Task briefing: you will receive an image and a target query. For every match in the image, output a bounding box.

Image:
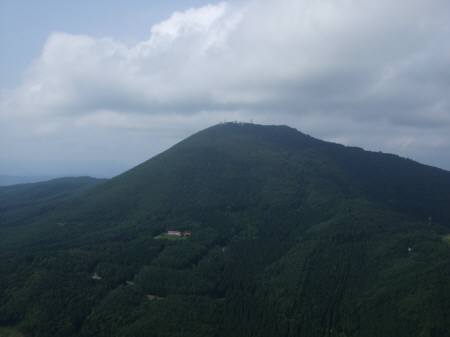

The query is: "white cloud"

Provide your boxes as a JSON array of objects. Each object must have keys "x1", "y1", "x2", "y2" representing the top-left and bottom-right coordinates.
[{"x1": 1, "y1": 0, "x2": 450, "y2": 175}]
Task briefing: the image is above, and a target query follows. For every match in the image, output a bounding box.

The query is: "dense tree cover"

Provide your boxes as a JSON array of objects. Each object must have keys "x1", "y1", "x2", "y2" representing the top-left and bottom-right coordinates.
[
  {"x1": 0, "y1": 123, "x2": 450, "y2": 337},
  {"x1": 0, "y1": 177, "x2": 106, "y2": 248}
]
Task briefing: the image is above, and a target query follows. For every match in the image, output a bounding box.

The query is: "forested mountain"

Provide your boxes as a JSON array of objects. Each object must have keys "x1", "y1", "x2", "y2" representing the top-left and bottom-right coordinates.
[
  {"x1": 1, "y1": 123, "x2": 449, "y2": 337},
  {"x1": 0, "y1": 176, "x2": 105, "y2": 215},
  {"x1": 0, "y1": 177, "x2": 106, "y2": 250}
]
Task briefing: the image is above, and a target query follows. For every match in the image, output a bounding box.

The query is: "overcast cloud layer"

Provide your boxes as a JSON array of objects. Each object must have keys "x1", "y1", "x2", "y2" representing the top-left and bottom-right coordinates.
[{"x1": 1, "y1": 0, "x2": 450, "y2": 176}]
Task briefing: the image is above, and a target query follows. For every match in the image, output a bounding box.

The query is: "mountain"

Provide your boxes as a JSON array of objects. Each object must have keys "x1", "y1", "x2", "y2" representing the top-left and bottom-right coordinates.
[
  {"x1": 0, "y1": 177, "x2": 106, "y2": 226},
  {"x1": 0, "y1": 175, "x2": 54, "y2": 187},
  {"x1": 0, "y1": 123, "x2": 449, "y2": 337}
]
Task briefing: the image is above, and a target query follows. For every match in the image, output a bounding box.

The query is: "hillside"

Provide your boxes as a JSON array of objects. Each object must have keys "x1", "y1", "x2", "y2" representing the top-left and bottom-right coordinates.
[
  {"x1": 0, "y1": 177, "x2": 106, "y2": 247},
  {"x1": 0, "y1": 175, "x2": 54, "y2": 187},
  {"x1": 0, "y1": 177, "x2": 105, "y2": 213},
  {"x1": 0, "y1": 123, "x2": 449, "y2": 337}
]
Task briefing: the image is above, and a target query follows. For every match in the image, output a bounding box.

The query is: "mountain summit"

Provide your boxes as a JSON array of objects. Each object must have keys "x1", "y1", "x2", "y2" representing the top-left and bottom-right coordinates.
[
  {"x1": 1, "y1": 123, "x2": 450, "y2": 337},
  {"x1": 51, "y1": 122, "x2": 450, "y2": 229}
]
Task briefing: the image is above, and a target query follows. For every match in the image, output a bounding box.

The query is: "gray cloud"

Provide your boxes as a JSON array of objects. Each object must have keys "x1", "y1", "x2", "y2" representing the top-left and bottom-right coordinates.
[{"x1": 1, "y1": 0, "x2": 450, "y2": 176}]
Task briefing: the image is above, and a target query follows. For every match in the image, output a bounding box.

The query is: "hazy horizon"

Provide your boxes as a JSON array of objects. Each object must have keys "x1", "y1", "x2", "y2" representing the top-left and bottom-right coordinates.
[{"x1": 2, "y1": 122, "x2": 450, "y2": 180}]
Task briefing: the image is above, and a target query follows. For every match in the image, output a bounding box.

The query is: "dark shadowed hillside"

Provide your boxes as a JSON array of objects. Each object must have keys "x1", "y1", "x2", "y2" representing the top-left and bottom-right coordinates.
[
  {"x1": 0, "y1": 177, "x2": 106, "y2": 229},
  {"x1": 0, "y1": 123, "x2": 449, "y2": 337}
]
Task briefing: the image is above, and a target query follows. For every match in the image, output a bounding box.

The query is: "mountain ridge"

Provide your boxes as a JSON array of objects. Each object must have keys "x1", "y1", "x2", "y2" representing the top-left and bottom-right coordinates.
[
  {"x1": 0, "y1": 123, "x2": 449, "y2": 337},
  {"x1": 62, "y1": 122, "x2": 450, "y2": 228}
]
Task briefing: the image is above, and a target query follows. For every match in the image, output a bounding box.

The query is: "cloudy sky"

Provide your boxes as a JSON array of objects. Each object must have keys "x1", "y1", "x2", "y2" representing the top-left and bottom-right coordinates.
[{"x1": 1, "y1": 0, "x2": 449, "y2": 177}]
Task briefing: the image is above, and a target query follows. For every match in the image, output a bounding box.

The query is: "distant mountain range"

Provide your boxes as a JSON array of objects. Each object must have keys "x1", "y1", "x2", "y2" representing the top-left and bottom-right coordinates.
[
  {"x1": 0, "y1": 174, "x2": 55, "y2": 186},
  {"x1": 0, "y1": 123, "x2": 449, "y2": 337}
]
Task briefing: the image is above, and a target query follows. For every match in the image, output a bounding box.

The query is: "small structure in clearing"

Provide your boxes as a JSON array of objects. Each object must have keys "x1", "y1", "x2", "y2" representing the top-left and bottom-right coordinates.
[
  {"x1": 155, "y1": 230, "x2": 192, "y2": 240},
  {"x1": 146, "y1": 294, "x2": 163, "y2": 301},
  {"x1": 92, "y1": 273, "x2": 102, "y2": 280},
  {"x1": 167, "y1": 230, "x2": 182, "y2": 237},
  {"x1": 167, "y1": 230, "x2": 192, "y2": 237}
]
